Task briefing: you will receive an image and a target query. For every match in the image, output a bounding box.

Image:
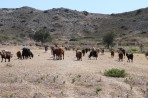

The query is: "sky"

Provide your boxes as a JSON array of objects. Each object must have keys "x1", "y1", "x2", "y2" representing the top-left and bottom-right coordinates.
[{"x1": 0, "y1": 0, "x2": 148, "y2": 14}]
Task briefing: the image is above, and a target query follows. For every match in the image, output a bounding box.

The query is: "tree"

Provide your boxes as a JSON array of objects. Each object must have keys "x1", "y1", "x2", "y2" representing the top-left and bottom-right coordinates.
[
  {"x1": 102, "y1": 32, "x2": 115, "y2": 49},
  {"x1": 34, "y1": 29, "x2": 52, "y2": 44}
]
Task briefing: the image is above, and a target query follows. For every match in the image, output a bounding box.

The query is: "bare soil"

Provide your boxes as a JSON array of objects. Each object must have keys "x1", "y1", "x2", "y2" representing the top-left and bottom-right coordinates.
[{"x1": 0, "y1": 45, "x2": 148, "y2": 98}]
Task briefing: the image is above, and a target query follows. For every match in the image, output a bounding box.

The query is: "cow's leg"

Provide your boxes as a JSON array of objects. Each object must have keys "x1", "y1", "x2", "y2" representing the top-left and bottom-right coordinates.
[
  {"x1": 1, "y1": 58, "x2": 3, "y2": 62},
  {"x1": 56, "y1": 54, "x2": 58, "y2": 60},
  {"x1": 53, "y1": 55, "x2": 54, "y2": 60},
  {"x1": 60, "y1": 55, "x2": 62, "y2": 60},
  {"x1": 63, "y1": 53, "x2": 64, "y2": 60},
  {"x1": 8, "y1": 58, "x2": 10, "y2": 62},
  {"x1": 5, "y1": 58, "x2": 6, "y2": 62},
  {"x1": 131, "y1": 59, "x2": 133, "y2": 62},
  {"x1": 56, "y1": 55, "x2": 58, "y2": 60}
]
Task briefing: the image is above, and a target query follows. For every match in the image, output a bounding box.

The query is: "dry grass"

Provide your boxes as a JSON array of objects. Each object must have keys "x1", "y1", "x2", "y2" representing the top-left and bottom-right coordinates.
[{"x1": 0, "y1": 45, "x2": 148, "y2": 98}]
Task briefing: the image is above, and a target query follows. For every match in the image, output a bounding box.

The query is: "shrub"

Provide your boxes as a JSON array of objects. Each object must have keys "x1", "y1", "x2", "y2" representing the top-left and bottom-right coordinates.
[
  {"x1": 96, "y1": 87, "x2": 102, "y2": 94},
  {"x1": 127, "y1": 48, "x2": 139, "y2": 53},
  {"x1": 102, "y1": 32, "x2": 115, "y2": 49},
  {"x1": 69, "y1": 38, "x2": 78, "y2": 41},
  {"x1": 136, "y1": 9, "x2": 142, "y2": 15},
  {"x1": 104, "y1": 68, "x2": 127, "y2": 78},
  {"x1": 34, "y1": 28, "x2": 52, "y2": 43},
  {"x1": 43, "y1": 10, "x2": 48, "y2": 13},
  {"x1": 83, "y1": 11, "x2": 89, "y2": 16}
]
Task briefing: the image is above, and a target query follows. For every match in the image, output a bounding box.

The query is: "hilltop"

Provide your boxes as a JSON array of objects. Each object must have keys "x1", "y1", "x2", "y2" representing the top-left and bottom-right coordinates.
[{"x1": 0, "y1": 6, "x2": 148, "y2": 46}]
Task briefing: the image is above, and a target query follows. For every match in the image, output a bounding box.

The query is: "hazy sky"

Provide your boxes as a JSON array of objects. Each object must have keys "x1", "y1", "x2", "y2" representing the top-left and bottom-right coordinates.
[{"x1": 1, "y1": 0, "x2": 148, "y2": 14}]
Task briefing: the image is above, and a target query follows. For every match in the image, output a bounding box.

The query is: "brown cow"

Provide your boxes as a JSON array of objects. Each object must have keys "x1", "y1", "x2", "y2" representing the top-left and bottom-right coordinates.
[
  {"x1": 51, "y1": 47, "x2": 64, "y2": 60},
  {"x1": 0, "y1": 50, "x2": 12, "y2": 62},
  {"x1": 111, "y1": 49, "x2": 115, "y2": 58},
  {"x1": 16, "y1": 51, "x2": 22, "y2": 59},
  {"x1": 76, "y1": 50, "x2": 82, "y2": 61},
  {"x1": 118, "y1": 51, "x2": 123, "y2": 62},
  {"x1": 118, "y1": 48, "x2": 126, "y2": 58}
]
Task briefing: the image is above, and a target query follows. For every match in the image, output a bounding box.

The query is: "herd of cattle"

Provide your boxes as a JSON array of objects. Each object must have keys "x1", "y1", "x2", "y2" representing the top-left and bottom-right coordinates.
[
  {"x1": 0, "y1": 48, "x2": 33, "y2": 62},
  {"x1": 0, "y1": 46, "x2": 148, "y2": 62}
]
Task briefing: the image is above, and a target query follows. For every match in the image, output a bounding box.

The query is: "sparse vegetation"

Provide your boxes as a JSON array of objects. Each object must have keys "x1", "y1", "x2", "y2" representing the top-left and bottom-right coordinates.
[
  {"x1": 0, "y1": 7, "x2": 148, "y2": 98},
  {"x1": 104, "y1": 68, "x2": 127, "y2": 78},
  {"x1": 96, "y1": 87, "x2": 102, "y2": 94},
  {"x1": 0, "y1": 7, "x2": 147, "y2": 46},
  {"x1": 69, "y1": 38, "x2": 78, "y2": 41},
  {"x1": 127, "y1": 48, "x2": 139, "y2": 53}
]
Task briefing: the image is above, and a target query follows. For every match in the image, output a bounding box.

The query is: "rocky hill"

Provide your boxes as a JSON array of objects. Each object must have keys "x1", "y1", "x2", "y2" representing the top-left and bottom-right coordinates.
[{"x1": 0, "y1": 6, "x2": 148, "y2": 46}]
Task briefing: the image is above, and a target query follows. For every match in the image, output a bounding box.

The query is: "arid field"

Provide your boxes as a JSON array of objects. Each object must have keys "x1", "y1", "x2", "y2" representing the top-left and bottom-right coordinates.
[{"x1": 0, "y1": 45, "x2": 148, "y2": 98}]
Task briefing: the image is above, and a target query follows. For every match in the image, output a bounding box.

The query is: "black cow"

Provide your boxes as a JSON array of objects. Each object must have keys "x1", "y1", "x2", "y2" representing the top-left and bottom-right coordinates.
[
  {"x1": 126, "y1": 53, "x2": 133, "y2": 62},
  {"x1": 22, "y1": 48, "x2": 33, "y2": 59},
  {"x1": 89, "y1": 50, "x2": 98, "y2": 60},
  {"x1": 145, "y1": 52, "x2": 148, "y2": 59},
  {"x1": 82, "y1": 49, "x2": 85, "y2": 56}
]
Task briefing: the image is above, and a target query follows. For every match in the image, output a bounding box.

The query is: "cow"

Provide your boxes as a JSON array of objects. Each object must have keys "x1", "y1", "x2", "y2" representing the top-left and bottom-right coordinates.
[
  {"x1": 85, "y1": 48, "x2": 88, "y2": 53},
  {"x1": 118, "y1": 48, "x2": 126, "y2": 57},
  {"x1": 16, "y1": 51, "x2": 22, "y2": 59},
  {"x1": 101, "y1": 48, "x2": 104, "y2": 55},
  {"x1": 82, "y1": 49, "x2": 85, "y2": 56},
  {"x1": 22, "y1": 48, "x2": 33, "y2": 59},
  {"x1": 126, "y1": 53, "x2": 133, "y2": 62},
  {"x1": 85, "y1": 48, "x2": 91, "y2": 53},
  {"x1": 57, "y1": 47, "x2": 64, "y2": 60},
  {"x1": 111, "y1": 49, "x2": 115, "y2": 58},
  {"x1": 118, "y1": 50, "x2": 123, "y2": 62},
  {"x1": 44, "y1": 45, "x2": 48, "y2": 52},
  {"x1": 145, "y1": 51, "x2": 148, "y2": 59},
  {"x1": 76, "y1": 50, "x2": 82, "y2": 61},
  {"x1": 0, "y1": 50, "x2": 12, "y2": 62},
  {"x1": 51, "y1": 46, "x2": 64, "y2": 60},
  {"x1": 89, "y1": 49, "x2": 98, "y2": 60}
]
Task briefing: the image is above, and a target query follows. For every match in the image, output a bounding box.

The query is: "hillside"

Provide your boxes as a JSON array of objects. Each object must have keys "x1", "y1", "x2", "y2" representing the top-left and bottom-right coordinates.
[{"x1": 0, "y1": 6, "x2": 148, "y2": 46}]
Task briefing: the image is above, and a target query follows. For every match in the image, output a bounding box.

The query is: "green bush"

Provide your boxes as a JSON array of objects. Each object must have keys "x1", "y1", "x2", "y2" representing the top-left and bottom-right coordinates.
[
  {"x1": 104, "y1": 68, "x2": 127, "y2": 78},
  {"x1": 128, "y1": 48, "x2": 139, "y2": 53},
  {"x1": 34, "y1": 29, "x2": 52, "y2": 43},
  {"x1": 69, "y1": 38, "x2": 78, "y2": 41},
  {"x1": 96, "y1": 87, "x2": 102, "y2": 94}
]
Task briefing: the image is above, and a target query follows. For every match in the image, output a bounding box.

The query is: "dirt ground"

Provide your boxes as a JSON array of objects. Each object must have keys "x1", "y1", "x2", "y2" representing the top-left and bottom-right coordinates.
[{"x1": 0, "y1": 45, "x2": 148, "y2": 98}]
